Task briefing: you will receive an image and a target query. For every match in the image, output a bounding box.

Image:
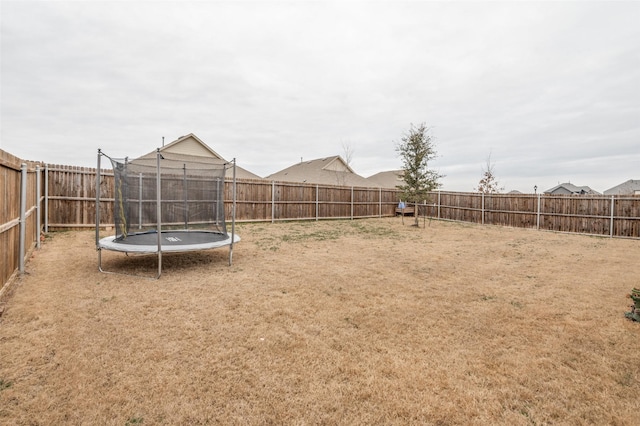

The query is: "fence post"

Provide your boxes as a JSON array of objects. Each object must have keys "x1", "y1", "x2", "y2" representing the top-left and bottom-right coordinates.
[
  {"x1": 44, "y1": 164, "x2": 49, "y2": 233},
  {"x1": 36, "y1": 165, "x2": 41, "y2": 249},
  {"x1": 610, "y1": 196, "x2": 615, "y2": 237},
  {"x1": 271, "y1": 181, "x2": 275, "y2": 223},
  {"x1": 437, "y1": 191, "x2": 441, "y2": 219},
  {"x1": 316, "y1": 184, "x2": 319, "y2": 221},
  {"x1": 481, "y1": 192, "x2": 485, "y2": 225},
  {"x1": 379, "y1": 187, "x2": 382, "y2": 218},
  {"x1": 351, "y1": 186, "x2": 354, "y2": 220},
  {"x1": 536, "y1": 193, "x2": 541, "y2": 230},
  {"x1": 19, "y1": 163, "x2": 27, "y2": 273}
]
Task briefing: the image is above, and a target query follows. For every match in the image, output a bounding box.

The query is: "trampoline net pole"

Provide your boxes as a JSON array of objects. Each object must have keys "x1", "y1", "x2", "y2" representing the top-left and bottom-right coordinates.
[
  {"x1": 230, "y1": 158, "x2": 236, "y2": 266},
  {"x1": 96, "y1": 149, "x2": 101, "y2": 249},
  {"x1": 156, "y1": 148, "x2": 162, "y2": 278},
  {"x1": 138, "y1": 173, "x2": 143, "y2": 229},
  {"x1": 183, "y1": 163, "x2": 188, "y2": 229}
]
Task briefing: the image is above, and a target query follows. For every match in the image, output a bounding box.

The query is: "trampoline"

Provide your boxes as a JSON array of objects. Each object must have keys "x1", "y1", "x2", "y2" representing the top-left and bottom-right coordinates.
[{"x1": 95, "y1": 148, "x2": 239, "y2": 278}]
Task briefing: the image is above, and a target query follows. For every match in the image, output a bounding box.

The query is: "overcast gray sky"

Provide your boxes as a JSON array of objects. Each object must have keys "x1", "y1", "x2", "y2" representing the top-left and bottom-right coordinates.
[{"x1": 1, "y1": 0, "x2": 638, "y2": 192}]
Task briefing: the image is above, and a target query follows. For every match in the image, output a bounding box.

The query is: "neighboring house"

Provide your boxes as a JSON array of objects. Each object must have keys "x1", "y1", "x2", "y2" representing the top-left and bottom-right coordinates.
[
  {"x1": 544, "y1": 183, "x2": 600, "y2": 195},
  {"x1": 603, "y1": 179, "x2": 640, "y2": 196},
  {"x1": 135, "y1": 133, "x2": 262, "y2": 180},
  {"x1": 265, "y1": 156, "x2": 372, "y2": 187},
  {"x1": 366, "y1": 170, "x2": 404, "y2": 189}
]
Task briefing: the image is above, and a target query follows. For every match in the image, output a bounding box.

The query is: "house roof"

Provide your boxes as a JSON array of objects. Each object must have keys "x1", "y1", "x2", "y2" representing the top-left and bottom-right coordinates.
[
  {"x1": 544, "y1": 182, "x2": 600, "y2": 195},
  {"x1": 136, "y1": 133, "x2": 262, "y2": 180},
  {"x1": 366, "y1": 170, "x2": 404, "y2": 189},
  {"x1": 603, "y1": 179, "x2": 640, "y2": 196},
  {"x1": 161, "y1": 133, "x2": 225, "y2": 159},
  {"x1": 265, "y1": 156, "x2": 372, "y2": 187}
]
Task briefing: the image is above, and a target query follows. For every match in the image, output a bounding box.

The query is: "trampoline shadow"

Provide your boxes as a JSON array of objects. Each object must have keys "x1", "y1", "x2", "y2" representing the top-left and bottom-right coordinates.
[{"x1": 98, "y1": 249, "x2": 232, "y2": 277}]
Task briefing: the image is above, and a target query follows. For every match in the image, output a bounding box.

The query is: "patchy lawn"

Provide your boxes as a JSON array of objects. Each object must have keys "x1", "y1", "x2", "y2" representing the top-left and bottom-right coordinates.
[{"x1": 1, "y1": 218, "x2": 639, "y2": 425}]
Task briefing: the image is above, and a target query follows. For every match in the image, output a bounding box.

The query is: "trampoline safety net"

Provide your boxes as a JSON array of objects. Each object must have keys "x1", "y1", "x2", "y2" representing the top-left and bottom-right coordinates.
[{"x1": 107, "y1": 151, "x2": 228, "y2": 241}]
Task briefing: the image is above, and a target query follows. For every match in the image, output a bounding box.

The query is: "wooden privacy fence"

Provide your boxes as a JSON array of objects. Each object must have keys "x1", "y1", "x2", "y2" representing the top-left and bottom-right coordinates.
[
  {"x1": 0, "y1": 150, "x2": 46, "y2": 295},
  {"x1": 416, "y1": 191, "x2": 640, "y2": 238},
  {"x1": 42, "y1": 166, "x2": 640, "y2": 238},
  {"x1": 4, "y1": 155, "x2": 640, "y2": 293},
  {"x1": 47, "y1": 165, "x2": 401, "y2": 229}
]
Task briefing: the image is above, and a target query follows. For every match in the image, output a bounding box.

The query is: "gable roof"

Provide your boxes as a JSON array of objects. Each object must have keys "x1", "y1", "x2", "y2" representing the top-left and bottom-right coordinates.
[
  {"x1": 603, "y1": 179, "x2": 640, "y2": 196},
  {"x1": 544, "y1": 182, "x2": 600, "y2": 195},
  {"x1": 366, "y1": 170, "x2": 404, "y2": 189},
  {"x1": 164, "y1": 133, "x2": 225, "y2": 158},
  {"x1": 265, "y1": 156, "x2": 372, "y2": 187},
  {"x1": 136, "y1": 133, "x2": 262, "y2": 180}
]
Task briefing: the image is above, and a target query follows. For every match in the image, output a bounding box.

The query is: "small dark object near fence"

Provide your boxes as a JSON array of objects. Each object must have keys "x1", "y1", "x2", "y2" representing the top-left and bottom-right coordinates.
[
  {"x1": 395, "y1": 203, "x2": 415, "y2": 216},
  {"x1": 625, "y1": 288, "x2": 640, "y2": 322}
]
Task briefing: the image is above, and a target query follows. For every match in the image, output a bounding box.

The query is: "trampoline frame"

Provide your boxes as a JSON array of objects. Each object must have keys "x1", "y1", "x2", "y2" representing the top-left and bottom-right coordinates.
[{"x1": 95, "y1": 148, "x2": 238, "y2": 279}]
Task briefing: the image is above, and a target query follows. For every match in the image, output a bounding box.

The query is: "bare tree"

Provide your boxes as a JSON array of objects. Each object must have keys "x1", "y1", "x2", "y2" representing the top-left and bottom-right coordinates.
[
  {"x1": 331, "y1": 142, "x2": 355, "y2": 186},
  {"x1": 475, "y1": 152, "x2": 504, "y2": 193},
  {"x1": 342, "y1": 142, "x2": 354, "y2": 168}
]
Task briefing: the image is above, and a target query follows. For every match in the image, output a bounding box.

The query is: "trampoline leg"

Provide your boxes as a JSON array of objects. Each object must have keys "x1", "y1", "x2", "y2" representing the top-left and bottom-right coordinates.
[{"x1": 97, "y1": 247, "x2": 162, "y2": 280}]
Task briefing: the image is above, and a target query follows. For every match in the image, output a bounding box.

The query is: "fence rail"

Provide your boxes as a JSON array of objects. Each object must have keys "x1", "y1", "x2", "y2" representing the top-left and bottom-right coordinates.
[
  {"x1": 46, "y1": 165, "x2": 400, "y2": 229},
  {"x1": 3, "y1": 151, "x2": 640, "y2": 294},
  {"x1": 416, "y1": 191, "x2": 640, "y2": 239}
]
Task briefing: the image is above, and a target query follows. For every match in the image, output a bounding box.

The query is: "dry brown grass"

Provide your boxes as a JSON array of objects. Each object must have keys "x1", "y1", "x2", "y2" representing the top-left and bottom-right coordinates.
[{"x1": 1, "y1": 218, "x2": 639, "y2": 425}]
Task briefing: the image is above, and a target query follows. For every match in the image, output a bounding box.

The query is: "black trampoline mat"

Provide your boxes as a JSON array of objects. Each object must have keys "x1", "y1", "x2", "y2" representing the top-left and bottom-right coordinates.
[{"x1": 117, "y1": 231, "x2": 227, "y2": 246}]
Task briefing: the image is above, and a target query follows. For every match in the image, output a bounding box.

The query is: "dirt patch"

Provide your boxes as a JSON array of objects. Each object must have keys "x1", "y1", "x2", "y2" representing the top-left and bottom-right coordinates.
[{"x1": 1, "y1": 218, "x2": 639, "y2": 425}]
